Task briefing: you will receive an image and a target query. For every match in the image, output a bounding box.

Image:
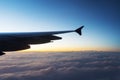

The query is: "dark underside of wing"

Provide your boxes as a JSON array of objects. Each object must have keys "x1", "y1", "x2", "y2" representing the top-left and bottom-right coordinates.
[{"x1": 0, "y1": 35, "x2": 62, "y2": 52}]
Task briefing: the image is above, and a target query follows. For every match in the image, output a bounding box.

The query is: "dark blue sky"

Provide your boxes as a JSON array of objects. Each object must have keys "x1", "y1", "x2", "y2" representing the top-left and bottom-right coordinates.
[{"x1": 0, "y1": 0, "x2": 120, "y2": 51}]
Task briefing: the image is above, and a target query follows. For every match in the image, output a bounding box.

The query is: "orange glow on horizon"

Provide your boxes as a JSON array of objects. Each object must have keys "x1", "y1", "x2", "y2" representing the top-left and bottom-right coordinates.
[{"x1": 21, "y1": 46, "x2": 120, "y2": 52}]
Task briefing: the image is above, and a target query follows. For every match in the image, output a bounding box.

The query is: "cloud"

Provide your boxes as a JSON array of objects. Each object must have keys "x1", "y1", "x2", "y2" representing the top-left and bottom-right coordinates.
[{"x1": 0, "y1": 51, "x2": 120, "y2": 80}]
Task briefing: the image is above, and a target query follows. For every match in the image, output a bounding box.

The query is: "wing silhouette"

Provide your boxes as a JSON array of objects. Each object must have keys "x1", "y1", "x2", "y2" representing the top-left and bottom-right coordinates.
[{"x1": 0, "y1": 26, "x2": 84, "y2": 56}]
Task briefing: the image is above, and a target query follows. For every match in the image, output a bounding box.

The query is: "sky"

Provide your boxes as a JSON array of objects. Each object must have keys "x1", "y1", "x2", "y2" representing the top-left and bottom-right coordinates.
[{"x1": 0, "y1": 0, "x2": 120, "y2": 52}]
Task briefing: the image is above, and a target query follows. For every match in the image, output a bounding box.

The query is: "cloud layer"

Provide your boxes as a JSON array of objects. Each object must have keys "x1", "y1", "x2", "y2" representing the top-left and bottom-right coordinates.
[{"x1": 0, "y1": 51, "x2": 120, "y2": 80}]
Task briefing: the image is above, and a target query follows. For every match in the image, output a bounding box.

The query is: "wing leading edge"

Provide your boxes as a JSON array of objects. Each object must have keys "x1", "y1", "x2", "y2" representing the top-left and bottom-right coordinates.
[{"x1": 0, "y1": 26, "x2": 84, "y2": 56}]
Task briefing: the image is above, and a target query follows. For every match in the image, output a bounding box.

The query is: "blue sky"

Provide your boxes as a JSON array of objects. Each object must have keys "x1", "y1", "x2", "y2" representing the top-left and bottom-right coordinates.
[{"x1": 0, "y1": 0, "x2": 120, "y2": 51}]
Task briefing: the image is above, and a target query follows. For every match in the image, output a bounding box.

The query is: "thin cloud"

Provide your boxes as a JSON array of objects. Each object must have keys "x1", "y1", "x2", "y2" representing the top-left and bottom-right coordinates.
[{"x1": 0, "y1": 51, "x2": 120, "y2": 80}]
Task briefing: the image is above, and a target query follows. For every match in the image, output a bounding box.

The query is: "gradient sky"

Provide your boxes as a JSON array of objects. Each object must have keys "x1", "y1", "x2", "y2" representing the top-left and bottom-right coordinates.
[{"x1": 0, "y1": 0, "x2": 120, "y2": 52}]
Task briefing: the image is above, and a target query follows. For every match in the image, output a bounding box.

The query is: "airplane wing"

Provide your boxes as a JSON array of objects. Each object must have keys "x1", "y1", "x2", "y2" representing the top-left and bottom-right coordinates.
[{"x1": 0, "y1": 26, "x2": 84, "y2": 55}]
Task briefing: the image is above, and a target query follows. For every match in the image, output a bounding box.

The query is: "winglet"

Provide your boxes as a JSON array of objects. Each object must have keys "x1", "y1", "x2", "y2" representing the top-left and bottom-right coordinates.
[{"x1": 75, "y1": 26, "x2": 84, "y2": 35}]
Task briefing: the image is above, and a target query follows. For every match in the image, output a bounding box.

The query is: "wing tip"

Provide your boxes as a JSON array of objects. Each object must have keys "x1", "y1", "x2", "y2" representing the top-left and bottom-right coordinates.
[{"x1": 75, "y1": 26, "x2": 84, "y2": 35}]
